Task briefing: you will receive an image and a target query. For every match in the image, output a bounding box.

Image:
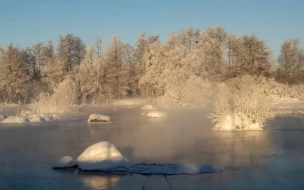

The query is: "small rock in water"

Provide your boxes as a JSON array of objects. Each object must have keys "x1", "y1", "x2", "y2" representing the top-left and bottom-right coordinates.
[
  {"x1": 88, "y1": 114, "x2": 110, "y2": 123},
  {"x1": 52, "y1": 156, "x2": 77, "y2": 169}
]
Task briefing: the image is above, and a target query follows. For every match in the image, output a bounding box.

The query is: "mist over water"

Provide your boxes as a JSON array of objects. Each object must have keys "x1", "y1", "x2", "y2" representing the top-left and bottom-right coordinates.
[{"x1": 0, "y1": 105, "x2": 304, "y2": 189}]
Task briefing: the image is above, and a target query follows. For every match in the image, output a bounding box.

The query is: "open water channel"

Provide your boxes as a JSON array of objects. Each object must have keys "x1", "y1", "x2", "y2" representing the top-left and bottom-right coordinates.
[{"x1": 0, "y1": 105, "x2": 304, "y2": 190}]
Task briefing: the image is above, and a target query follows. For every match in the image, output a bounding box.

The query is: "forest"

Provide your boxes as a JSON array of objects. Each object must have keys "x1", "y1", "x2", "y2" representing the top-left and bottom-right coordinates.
[{"x1": 0, "y1": 25, "x2": 304, "y2": 128}]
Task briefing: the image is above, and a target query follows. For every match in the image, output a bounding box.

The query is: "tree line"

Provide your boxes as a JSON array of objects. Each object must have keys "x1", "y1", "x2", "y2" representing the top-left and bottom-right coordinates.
[{"x1": 0, "y1": 26, "x2": 303, "y2": 104}]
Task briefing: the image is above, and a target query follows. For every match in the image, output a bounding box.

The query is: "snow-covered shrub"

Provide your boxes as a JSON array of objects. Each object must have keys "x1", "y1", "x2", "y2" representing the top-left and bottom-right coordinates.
[
  {"x1": 210, "y1": 75, "x2": 275, "y2": 130},
  {"x1": 30, "y1": 78, "x2": 79, "y2": 114}
]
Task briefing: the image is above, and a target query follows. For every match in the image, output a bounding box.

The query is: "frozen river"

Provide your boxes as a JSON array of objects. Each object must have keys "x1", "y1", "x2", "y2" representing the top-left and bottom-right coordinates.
[{"x1": 0, "y1": 105, "x2": 304, "y2": 189}]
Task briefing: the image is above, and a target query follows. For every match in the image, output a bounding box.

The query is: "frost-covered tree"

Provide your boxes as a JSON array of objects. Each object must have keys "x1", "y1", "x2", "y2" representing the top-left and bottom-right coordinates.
[
  {"x1": 140, "y1": 37, "x2": 199, "y2": 105},
  {"x1": 57, "y1": 34, "x2": 86, "y2": 72},
  {"x1": 123, "y1": 44, "x2": 138, "y2": 97},
  {"x1": 103, "y1": 36, "x2": 125, "y2": 101},
  {"x1": 227, "y1": 34, "x2": 272, "y2": 77},
  {"x1": 74, "y1": 41, "x2": 105, "y2": 104},
  {"x1": 277, "y1": 39, "x2": 304, "y2": 83},
  {"x1": 179, "y1": 27, "x2": 200, "y2": 50},
  {"x1": 0, "y1": 44, "x2": 31, "y2": 103},
  {"x1": 196, "y1": 25, "x2": 228, "y2": 81},
  {"x1": 136, "y1": 34, "x2": 159, "y2": 98}
]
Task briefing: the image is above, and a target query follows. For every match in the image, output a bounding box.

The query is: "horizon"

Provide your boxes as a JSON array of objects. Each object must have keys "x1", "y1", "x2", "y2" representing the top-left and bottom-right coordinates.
[{"x1": 1, "y1": 0, "x2": 303, "y2": 58}]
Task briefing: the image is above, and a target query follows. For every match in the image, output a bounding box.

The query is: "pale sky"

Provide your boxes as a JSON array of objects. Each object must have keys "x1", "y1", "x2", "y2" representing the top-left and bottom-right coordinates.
[{"x1": 0, "y1": 0, "x2": 303, "y2": 57}]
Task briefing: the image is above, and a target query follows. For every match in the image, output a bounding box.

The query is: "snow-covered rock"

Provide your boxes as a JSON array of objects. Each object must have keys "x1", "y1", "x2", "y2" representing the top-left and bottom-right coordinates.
[
  {"x1": 27, "y1": 114, "x2": 54, "y2": 122},
  {"x1": 51, "y1": 114, "x2": 60, "y2": 119},
  {"x1": 147, "y1": 111, "x2": 166, "y2": 118},
  {"x1": 212, "y1": 114, "x2": 242, "y2": 131},
  {"x1": 141, "y1": 104, "x2": 154, "y2": 110},
  {"x1": 28, "y1": 115, "x2": 45, "y2": 122},
  {"x1": 77, "y1": 141, "x2": 133, "y2": 170},
  {"x1": 53, "y1": 156, "x2": 77, "y2": 169},
  {"x1": 0, "y1": 114, "x2": 7, "y2": 121},
  {"x1": 88, "y1": 114, "x2": 110, "y2": 123},
  {"x1": 2, "y1": 116, "x2": 29, "y2": 124}
]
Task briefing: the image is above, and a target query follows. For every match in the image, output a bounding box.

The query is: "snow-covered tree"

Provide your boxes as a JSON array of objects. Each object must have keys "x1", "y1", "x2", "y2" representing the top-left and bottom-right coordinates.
[
  {"x1": 277, "y1": 38, "x2": 304, "y2": 83},
  {"x1": 103, "y1": 36, "x2": 125, "y2": 101},
  {"x1": 226, "y1": 34, "x2": 272, "y2": 77},
  {"x1": 57, "y1": 34, "x2": 86, "y2": 72},
  {"x1": 196, "y1": 25, "x2": 228, "y2": 81},
  {"x1": 0, "y1": 44, "x2": 31, "y2": 103}
]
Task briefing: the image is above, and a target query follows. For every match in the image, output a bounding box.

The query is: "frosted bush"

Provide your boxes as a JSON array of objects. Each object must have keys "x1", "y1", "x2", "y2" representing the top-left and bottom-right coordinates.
[
  {"x1": 210, "y1": 75, "x2": 275, "y2": 130},
  {"x1": 30, "y1": 79, "x2": 79, "y2": 114}
]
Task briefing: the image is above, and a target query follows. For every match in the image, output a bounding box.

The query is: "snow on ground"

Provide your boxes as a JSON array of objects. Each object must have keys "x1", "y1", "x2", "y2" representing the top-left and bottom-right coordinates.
[
  {"x1": 53, "y1": 156, "x2": 77, "y2": 169},
  {"x1": 1, "y1": 116, "x2": 29, "y2": 124},
  {"x1": 87, "y1": 114, "x2": 110, "y2": 123},
  {"x1": 147, "y1": 111, "x2": 167, "y2": 118},
  {"x1": 141, "y1": 104, "x2": 154, "y2": 110},
  {"x1": 77, "y1": 142, "x2": 132, "y2": 170},
  {"x1": 111, "y1": 98, "x2": 147, "y2": 106}
]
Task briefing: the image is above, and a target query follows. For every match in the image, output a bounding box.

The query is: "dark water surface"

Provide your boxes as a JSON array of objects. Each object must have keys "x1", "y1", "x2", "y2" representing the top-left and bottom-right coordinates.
[{"x1": 0, "y1": 105, "x2": 304, "y2": 190}]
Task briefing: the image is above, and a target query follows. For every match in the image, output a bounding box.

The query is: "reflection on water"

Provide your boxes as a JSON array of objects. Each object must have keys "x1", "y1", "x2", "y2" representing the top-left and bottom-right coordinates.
[
  {"x1": 0, "y1": 106, "x2": 304, "y2": 189},
  {"x1": 78, "y1": 173, "x2": 120, "y2": 190}
]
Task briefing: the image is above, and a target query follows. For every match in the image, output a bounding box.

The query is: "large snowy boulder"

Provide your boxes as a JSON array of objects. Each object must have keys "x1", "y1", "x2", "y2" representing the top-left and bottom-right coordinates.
[
  {"x1": 1, "y1": 116, "x2": 29, "y2": 124},
  {"x1": 53, "y1": 156, "x2": 77, "y2": 169},
  {"x1": 147, "y1": 111, "x2": 166, "y2": 118},
  {"x1": 141, "y1": 104, "x2": 154, "y2": 110},
  {"x1": 212, "y1": 114, "x2": 242, "y2": 131},
  {"x1": 77, "y1": 141, "x2": 133, "y2": 170},
  {"x1": 88, "y1": 114, "x2": 110, "y2": 123}
]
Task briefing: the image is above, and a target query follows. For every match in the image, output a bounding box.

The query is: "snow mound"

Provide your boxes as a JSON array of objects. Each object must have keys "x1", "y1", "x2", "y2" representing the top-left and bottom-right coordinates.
[
  {"x1": 88, "y1": 114, "x2": 110, "y2": 123},
  {"x1": 111, "y1": 98, "x2": 146, "y2": 106},
  {"x1": 77, "y1": 141, "x2": 133, "y2": 170},
  {"x1": 2, "y1": 116, "x2": 29, "y2": 124},
  {"x1": 53, "y1": 156, "x2": 77, "y2": 169},
  {"x1": 141, "y1": 104, "x2": 154, "y2": 110},
  {"x1": 147, "y1": 111, "x2": 166, "y2": 118}
]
